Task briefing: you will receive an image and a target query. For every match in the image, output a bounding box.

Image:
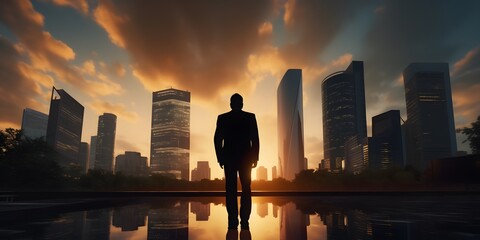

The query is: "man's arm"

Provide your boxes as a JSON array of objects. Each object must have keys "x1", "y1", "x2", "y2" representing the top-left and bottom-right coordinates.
[
  {"x1": 214, "y1": 116, "x2": 224, "y2": 168},
  {"x1": 250, "y1": 114, "x2": 259, "y2": 168}
]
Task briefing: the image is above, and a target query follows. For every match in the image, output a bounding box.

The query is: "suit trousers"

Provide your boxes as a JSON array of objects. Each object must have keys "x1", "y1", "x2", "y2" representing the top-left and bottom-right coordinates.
[{"x1": 224, "y1": 162, "x2": 252, "y2": 228}]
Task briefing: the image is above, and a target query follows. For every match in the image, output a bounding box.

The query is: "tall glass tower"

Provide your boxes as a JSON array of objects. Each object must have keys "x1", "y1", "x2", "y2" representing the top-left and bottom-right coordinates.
[
  {"x1": 46, "y1": 87, "x2": 84, "y2": 169},
  {"x1": 322, "y1": 61, "x2": 367, "y2": 173},
  {"x1": 403, "y1": 62, "x2": 457, "y2": 171},
  {"x1": 21, "y1": 108, "x2": 48, "y2": 140},
  {"x1": 277, "y1": 69, "x2": 305, "y2": 180},
  {"x1": 150, "y1": 88, "x2": 190, "y2": 180},
  {"x1": 94, "y1": 113, "x2": 117, "y2": 172}
]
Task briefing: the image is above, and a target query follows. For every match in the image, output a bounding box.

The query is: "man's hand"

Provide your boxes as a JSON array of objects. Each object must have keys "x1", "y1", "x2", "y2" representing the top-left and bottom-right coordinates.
[
  {"x1": 219, "y1": 162, "x2": 224, "y2": 169},
  {"x1": 252, "y1": 161, "x2": 257, "y2": 168}
]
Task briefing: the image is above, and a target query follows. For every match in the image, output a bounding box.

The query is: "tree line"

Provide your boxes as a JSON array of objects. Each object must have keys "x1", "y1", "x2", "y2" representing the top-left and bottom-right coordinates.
[{"x1": 1, "y1": 115, "x2": 479, "y2": 191}]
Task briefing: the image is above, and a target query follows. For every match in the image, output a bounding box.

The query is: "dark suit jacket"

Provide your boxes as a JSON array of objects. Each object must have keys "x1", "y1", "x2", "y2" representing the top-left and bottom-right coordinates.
[{"x1": 214, "y1": 110, "x2": 259, "y2": 166}]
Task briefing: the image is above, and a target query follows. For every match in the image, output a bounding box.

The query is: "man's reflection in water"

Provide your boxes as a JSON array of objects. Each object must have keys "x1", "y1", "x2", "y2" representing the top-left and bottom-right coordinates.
[{"x1": 226, "y1": 229, "x2": 252, "y2": 240}]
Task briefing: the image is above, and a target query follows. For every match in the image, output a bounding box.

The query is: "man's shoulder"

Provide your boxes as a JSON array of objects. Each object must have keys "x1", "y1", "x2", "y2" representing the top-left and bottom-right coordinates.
[
  {"x1": 218, "y1": 111, "x2": 255, "y2": 119},
  {"x1": 218, "y1": 112, "x2": 229, "y2": 118},
  {"x1": 243, "y1": 111, "x2": 255, "y2": 118}
]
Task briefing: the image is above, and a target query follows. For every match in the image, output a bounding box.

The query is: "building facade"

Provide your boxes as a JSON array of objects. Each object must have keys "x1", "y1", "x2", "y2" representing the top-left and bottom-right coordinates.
[
  {"x1": 344, "y1": 136, "x2": 366, "y2": 174},
  {"x1": 191, "y1": 161, "x2": 210, "y2": 181},
  {"x1": 46, "y1": 87, "x2": 84, "y2": 168},
  {"x1": 89, "y1": 136, "x2": 97, "y2": 170},
  {"x1": 256, "y1": 166, "x2": 268, "y2": 181},
  {"x1": 79, "y1": 142, "x2": 89, "y2": 173},
  {"x1": 21, "y1": 108, "x2": 48, "y2": 140},
  {"x1": 150, "y1": 88, "x2": 190, "y2": 180},
  {"x1": 94, "y1": 113, "x2": 117, "y2": 172},
  {"x1": 277, "y1": 69, "x2": 305, "y2": 180},
  {"x1": 322, "y1": 61, "x2": 367, "y2": 173},
  {"x1": 369, "y1": 110, "x2": 404, "y2": 170},
  {"x1": 115, "y1": 151, "x2": 148, "y2": 176},
  {"x1": 403, "y1": 63, "x2": 457, "y2": 170}
]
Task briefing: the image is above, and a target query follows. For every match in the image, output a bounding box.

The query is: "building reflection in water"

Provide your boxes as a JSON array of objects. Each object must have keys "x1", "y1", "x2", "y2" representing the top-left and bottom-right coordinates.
[
  {"x1": 190, "y1": 202, "x2": 210, "y2": 221},
  {"x1": 84, "y1": 209, "x2": 112, "y2": 240},
  {"x1": 43, "y1": 211, "x2": 86, "y2": 240},
  {"x1": 41, "y1": 209, "x2": 112, "y2": 240},
  {"x1": 280, "y1": 202, "x2": 309, "y2": 240},
  {"x1": 272, "y1": 204, "x2": 278, "y2": 218},
  {"x1": 147, "y1": 201, "x2": 188, "y2": 240},
  {"x1": 113, "y1": 205, "x2": 148, "y2": 231},
  {"x1": 2, "y1": 196, "x2": 479, "y2": 239},
  {"x1": 257, "y1": 202, "x2": 268, "y2": 218},
  {"x1": 319, "y1": 209, "x2": 412, "y2": 240}
]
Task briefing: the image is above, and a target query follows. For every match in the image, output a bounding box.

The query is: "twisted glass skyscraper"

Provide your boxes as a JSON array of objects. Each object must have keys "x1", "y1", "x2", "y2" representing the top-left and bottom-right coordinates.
[{"x1": 277, "y1": 69, "x2": 305, "y2": 180}]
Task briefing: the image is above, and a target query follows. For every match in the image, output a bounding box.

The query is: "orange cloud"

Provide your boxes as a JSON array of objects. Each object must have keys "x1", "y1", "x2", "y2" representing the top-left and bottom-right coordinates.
[
  {"x1": 283, "y1": 0, "x2": 296, "y2": 26},
  {"x1": 93, "y1": 0, "x2": 127, "y2": 48},
  {"x1": 452, "y1": 84, "x2": 480, "y2": 127},
  {"x1": 0, "y1": 37, "x2": 46, "y2": 129},
  {"x1": 0, "y1": 0, "x2": 124, "y2": 98},
  {"x1": 51, "y1": 0, "x2": 89, "y2": 14},
  {"x1": 258, "y1": 22, "x2": 273, "y2": 36},
  {"x1": 453, "y1": 47, "x2": 480, "y2": 76},
  {"x1": 89, "y1": 101, "x2": 139, "y2": 123},
  {"x1": 82, "y1": 60, "x2": 96, "y2": 76},
  {"x1": 451, "y1": 46, "x2": 480, "y2": 126},
  {"x1": 93, "y1": 0, "x2": 274, "y2": 100}
]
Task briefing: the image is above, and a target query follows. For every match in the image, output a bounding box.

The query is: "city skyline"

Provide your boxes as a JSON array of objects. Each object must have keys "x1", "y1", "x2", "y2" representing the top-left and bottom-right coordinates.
[{"x1": 1, "y1": 1, "x2": 479, "y2": 179}]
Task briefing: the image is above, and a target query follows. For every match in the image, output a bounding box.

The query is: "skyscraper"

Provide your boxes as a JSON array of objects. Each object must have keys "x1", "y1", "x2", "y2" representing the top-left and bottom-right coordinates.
[
  {"x1": 89, "y1": 136, "x2": 97, "y2": 170},
  {"x1": 21, "y1": 108, "x2": 48, "y2": 140},
  {"x1": 277, "y1": 69, "x2": 305, "y2": 180},
  {"x1": 272, "y1": 166, "x2": 277, "y2": 180},
  {"x1": 369, "y1": 110, "x2": 404, "y2": 170},
  {"x1": 150, "y1": 88, "x2": 190, "y2": 180},
  {"x1": 79, "y1": 142, "x2": 89, "y2": 173},
  {"x1": 403, "y1": 63, "x2": 457, "y2": 170},
  {"x1": 256, "y1": 166, "x2": 268, "y2": 181},
  {"x1": 191, "y1": 161, "x2": 210, "y2": 181},
  {"x1": 46, "y1": 87, "x2": 84, "y2": 168},
  {"x1": 322, "y1": 61, "x2": 367, "y2": 173},
  {"x1": 94, "y1": 113, "x2": 117, "y2": 172},
  {"x1": 115, "y1": 151, "x2": 148, "y2": 176}
]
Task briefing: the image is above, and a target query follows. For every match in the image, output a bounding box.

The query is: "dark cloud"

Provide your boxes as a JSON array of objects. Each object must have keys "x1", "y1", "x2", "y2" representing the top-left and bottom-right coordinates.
[
  {"x1": 94, "y1": 0, "x2": 274, "y2": 99},
  {"x1": 0, "y1": 37, "x2": 43, "y2": 128},
  {"x1": 360, "y1": 1, "x2": 480, "y2": 120},
  {"x1": 280, "y1": 0, "x2": 362, "y2": 66}
]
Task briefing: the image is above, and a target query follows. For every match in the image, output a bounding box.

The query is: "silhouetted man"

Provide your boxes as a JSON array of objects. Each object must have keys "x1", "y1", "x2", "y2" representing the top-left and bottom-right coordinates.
[{"x1": 214, "y1": 93, "x2": 259, "y2": 230}]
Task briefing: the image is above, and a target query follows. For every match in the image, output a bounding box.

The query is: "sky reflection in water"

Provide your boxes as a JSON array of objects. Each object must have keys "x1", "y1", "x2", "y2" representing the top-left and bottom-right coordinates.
[{"x1": 1, "y1": 196, "x2": 480, "y2": 239}]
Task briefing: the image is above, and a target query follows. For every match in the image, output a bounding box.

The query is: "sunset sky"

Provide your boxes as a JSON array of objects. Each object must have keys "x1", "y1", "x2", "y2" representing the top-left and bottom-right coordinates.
[{"x1": 1, "y1": 0, "x2": 479, "y2": 180}]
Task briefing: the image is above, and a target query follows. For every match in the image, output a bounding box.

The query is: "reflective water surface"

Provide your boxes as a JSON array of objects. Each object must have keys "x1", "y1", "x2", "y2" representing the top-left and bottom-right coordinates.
[{"x1": 1, "y1": 195, "x2": 479, "y2": 239}]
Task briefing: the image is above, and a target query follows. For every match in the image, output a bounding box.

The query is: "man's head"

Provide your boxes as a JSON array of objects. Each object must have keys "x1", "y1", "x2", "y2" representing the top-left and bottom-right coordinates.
[{"x1": 230, "y1": 93, "x2": 243, "y2": 110}]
